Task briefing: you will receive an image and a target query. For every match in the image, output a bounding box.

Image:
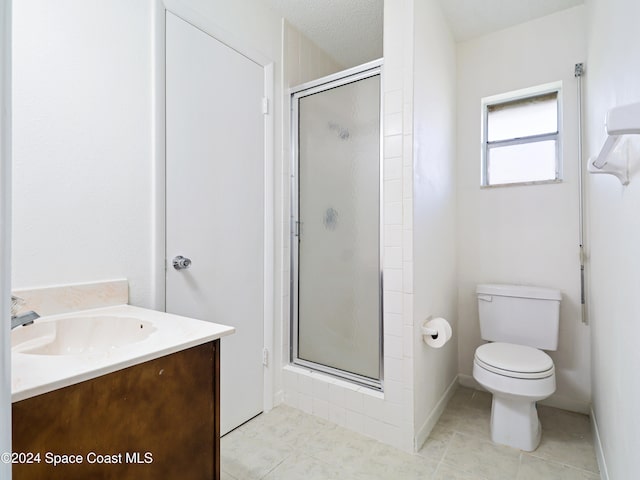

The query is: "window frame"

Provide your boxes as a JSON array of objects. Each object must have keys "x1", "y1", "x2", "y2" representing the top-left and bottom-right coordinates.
[{"x1": 481, "y1": 82, "x2": 563, "y2": 187}]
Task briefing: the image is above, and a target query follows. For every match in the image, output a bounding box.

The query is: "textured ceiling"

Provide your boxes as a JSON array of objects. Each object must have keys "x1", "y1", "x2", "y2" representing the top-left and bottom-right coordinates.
[
  {"x1": 264, "y1": 0, "x2": 584, "y2": 68},
  {"x1": 264, "y1": 0, "x2": 383, "y2": 68},
  {"x1": 436, "y1": 0, "x2": 585, "y2": 41}
]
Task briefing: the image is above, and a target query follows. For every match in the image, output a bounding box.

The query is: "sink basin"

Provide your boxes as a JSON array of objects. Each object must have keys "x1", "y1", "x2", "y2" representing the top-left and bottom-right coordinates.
[{"x1": 11, "y1": 315, "x2": 157, "y2": 355}]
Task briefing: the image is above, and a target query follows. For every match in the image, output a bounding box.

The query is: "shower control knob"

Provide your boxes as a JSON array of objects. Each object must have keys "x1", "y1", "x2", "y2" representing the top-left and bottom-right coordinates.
[{"x1": 172, "y1": 255, "x2": 192, "y2": 270}]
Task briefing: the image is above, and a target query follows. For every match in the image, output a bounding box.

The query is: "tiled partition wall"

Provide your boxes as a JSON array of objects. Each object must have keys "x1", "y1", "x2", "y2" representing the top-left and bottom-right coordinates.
[{"x1": 278, "y1": 1, "x2": 417, "y2": 452}]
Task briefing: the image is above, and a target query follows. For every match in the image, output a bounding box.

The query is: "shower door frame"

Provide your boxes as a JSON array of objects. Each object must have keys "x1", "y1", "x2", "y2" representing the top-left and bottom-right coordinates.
[{"x1": 290, "y1": 59, "x2": 384, "y2": 390}]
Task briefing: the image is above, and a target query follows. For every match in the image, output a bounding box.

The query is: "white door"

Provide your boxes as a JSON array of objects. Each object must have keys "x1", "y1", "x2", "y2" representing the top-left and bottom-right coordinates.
[{"x1": 165, "y1": 12, "x2": 265, "y2": 436}]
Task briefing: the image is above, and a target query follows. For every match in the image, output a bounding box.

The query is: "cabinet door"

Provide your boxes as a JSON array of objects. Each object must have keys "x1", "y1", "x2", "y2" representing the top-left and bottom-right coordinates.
[{"x1": 12, "y1": 342, "x2": 219, "y2": 479}]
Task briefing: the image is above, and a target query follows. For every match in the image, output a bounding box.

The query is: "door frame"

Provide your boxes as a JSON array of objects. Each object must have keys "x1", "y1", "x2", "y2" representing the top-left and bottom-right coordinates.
[
  {"x1": 0, "y1": 0, "x2": 12, "y2": 472},
  {"x1": 153, "y1": 0, "x2": 275, "y2": 413}
]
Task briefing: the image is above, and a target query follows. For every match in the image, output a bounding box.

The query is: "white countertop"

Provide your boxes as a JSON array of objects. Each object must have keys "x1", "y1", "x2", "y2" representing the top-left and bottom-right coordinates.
[{"x1": 11, "y1": 304, "x2": 235, "y2": 402}]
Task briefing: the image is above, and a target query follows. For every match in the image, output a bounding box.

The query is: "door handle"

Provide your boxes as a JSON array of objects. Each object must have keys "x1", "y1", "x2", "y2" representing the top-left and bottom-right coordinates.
[{"x1": 172, "y1": 256, "x2": 192, "y2": 270}]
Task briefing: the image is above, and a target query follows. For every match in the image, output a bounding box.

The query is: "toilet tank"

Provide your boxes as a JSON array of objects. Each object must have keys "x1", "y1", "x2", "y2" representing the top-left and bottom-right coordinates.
[{"x1": 476, "y1": 284, "x2": 561, "y2": 351}]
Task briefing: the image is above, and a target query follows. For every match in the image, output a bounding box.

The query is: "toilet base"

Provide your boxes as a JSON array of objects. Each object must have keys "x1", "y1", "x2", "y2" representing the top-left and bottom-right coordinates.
[{"x1": 490, "y1": 395, "x2": 541, "y2": 451}]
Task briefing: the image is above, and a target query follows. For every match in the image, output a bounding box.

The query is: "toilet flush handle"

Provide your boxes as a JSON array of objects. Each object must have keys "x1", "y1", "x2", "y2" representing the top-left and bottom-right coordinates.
[{"x1": 478, "y1": 294, "x2": 492, "y2": 302}]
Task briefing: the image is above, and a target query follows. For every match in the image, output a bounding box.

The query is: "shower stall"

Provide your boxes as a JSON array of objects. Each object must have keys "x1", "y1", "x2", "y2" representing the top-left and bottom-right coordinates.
[{"x1": 290, "y1": 60, "x2": 383, "y2": 389}]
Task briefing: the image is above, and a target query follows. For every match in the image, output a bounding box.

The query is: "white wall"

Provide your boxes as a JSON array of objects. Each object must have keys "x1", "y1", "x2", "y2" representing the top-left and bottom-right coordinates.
[
  {"x1": 12, "y1": 0, "x2": 155, "y2": 307},
  {"x1": 585, "y1": 0, "x2": 640, "y2": 477},
  {"x1": 412, "y1": 0, "x2": 458, "y2": 443},
  {"x1": 283, "y1": 20, "x2": 344, "y2": 87},
  {"x1": 167, "y1": 0, "x2": 281, "y2": 65},
  {"x1": 456, "y1": 6, "x2": 591, "y2": 413},
  {"x1": 0, "y1": 0, "x2": 12, "y2": 473},
  {"x1": 11, "y1": 0, "x2": 282, "y2": 312}
]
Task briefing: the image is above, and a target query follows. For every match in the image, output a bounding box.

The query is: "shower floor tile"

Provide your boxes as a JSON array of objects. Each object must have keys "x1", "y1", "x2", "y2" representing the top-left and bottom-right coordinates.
[{"x1": 220, "y1": 386, "x2": 600, "y2": 479}]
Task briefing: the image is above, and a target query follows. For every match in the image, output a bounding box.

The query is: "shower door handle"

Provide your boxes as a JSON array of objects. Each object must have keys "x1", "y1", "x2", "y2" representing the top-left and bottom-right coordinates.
[{"x1": 172, "y1": 255, "x2": 192, "y2": 270}]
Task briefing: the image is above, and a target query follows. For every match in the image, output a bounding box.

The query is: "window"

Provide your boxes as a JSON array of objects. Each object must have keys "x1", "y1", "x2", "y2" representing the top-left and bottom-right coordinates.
[{"x1": 481, "y1": 83, "x2": 561, "y2": 186}]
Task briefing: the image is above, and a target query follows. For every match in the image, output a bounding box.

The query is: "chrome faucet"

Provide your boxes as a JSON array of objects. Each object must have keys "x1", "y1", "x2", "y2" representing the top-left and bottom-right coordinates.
[{"x1": 10, "y1": 295, "x2": 39, "y2": 329}]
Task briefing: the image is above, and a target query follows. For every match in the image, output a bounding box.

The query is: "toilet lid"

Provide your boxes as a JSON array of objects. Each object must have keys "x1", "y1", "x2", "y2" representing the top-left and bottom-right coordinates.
[{"x1": 475, "y1": 342, "x2": 554, "y2": 379}]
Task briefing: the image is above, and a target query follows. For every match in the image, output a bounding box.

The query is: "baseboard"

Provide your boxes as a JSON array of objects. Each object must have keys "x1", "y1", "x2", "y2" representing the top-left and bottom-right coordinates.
[
  {"x1": 458, "y1": 374, "x2": 591, "y2": 415},
  {"x1": 273, "y1": 388, "x2": 285, "y2": 408},
  {"x1": 539, "y1": 393, "x2": 590, "y2": 415},
  {"x1": 458, "y1": 373, "x2": 482, "y2": 391},
  {"x1": 591, "y1": 407, "x2": 609, "y2": 480},
  {"x1": 414, "y1": 375, "x2": 459, "y2": 452}
]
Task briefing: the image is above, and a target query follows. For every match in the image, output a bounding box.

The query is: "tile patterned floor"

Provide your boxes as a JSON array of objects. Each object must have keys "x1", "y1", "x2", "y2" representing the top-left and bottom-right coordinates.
[{"x1": 220, "y1": 386, "x2": 600, "y2": 479}]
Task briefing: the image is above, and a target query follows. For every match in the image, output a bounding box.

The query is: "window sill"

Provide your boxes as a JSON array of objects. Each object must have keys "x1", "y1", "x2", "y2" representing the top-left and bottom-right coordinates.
[{"x1": 480, "y1": 178, "x2": 563, "y2": 189}]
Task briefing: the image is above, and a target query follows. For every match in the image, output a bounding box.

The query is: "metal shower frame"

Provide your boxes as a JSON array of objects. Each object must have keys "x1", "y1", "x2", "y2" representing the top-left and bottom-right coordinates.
[{"x1": 289, "y1": 58, "x2": 384, "y2": 390}]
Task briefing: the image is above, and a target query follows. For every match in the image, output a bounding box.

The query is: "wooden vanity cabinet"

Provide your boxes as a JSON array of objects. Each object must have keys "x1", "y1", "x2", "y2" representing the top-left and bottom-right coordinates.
[{"x1": 12, "y1": 340, "x2": 220, "y2": 480}]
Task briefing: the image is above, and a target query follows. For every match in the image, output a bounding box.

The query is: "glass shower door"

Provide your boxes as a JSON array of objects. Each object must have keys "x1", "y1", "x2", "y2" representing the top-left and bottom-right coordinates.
[{"x1": 293, "y1": 65, "x2": 381, "y2": 386}]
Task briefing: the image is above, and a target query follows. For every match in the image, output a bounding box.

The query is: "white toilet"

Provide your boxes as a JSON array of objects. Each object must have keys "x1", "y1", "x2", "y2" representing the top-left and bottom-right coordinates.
[{"x1": 472, "y1": 284, "x2": 561, "y2": 451}]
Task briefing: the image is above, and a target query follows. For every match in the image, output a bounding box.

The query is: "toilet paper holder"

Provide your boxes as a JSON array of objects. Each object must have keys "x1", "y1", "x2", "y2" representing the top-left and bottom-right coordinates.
[
  {"x1": 421, "y1": 324, "x2": 439, "y2": 338},
  {"x1": 421, "y1": 316, "x2": 453, "y2": 348}
]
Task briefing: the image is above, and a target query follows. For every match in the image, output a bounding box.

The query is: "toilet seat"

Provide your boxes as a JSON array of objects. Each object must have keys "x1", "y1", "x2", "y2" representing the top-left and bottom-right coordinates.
[{"x1": 474, "y1": 342, "x2": 554, "y2": 379}]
